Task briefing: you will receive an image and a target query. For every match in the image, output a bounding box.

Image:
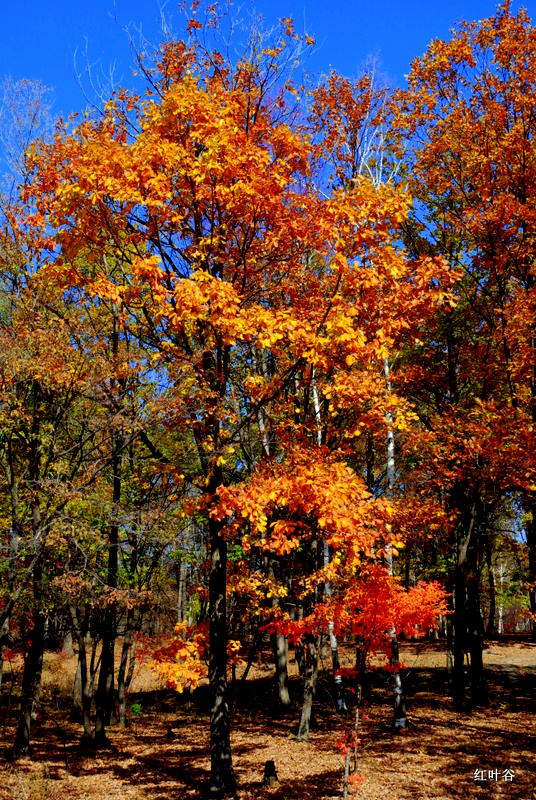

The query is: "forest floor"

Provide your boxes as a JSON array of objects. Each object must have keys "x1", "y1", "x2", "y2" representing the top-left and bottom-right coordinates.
[{"x1": 0, "y1": 637, "x2": 534, "y2": 800}]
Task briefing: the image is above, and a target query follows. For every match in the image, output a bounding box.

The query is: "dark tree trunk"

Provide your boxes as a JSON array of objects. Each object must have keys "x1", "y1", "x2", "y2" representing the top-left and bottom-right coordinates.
[
  {"x1": 12, "y1": 558, "x2": 45, "y2": 756},
  {"x1": 453, "y1": 561, "x2": 468, "y2": 710},
  {"x1": 404, "y1": 544, "x2": 411, "y2": 590},
  {"x1": 297, "y1": 634, "x2": 319, "y2": 740},
  {"x1": 125, "y1": 634, "x2": 137, "y2": 689},
  {"x1": 0, "y1": 634, "x2": 7, "y2": 692},
  {"x1": 452, "y1": 491, "x2": 487, "y2": 710},
  {"x1": 0, "y1": 445, "x2": 21, "y2": 693},
  {"x1": 193, "y1": 338, "x2": 236, "y2": 797},
  {"x1": 0, "y1": 538, "x2": 17, "y2": 691},
  {"x1": 0, "y1": 531, "x2": 16, "y2": 690},
  {"x1": 13, "y1": 392, "x2": 45, "y2": 757},
  {"x1": 354, "y1": 635, "x2": 370, "y2": 704},
  {"x1": 208, "y1": 510, "x2": 236, "y2": 797},
  {"x1": 95, "y1": 453, "x2": 121, "y2": 743},
  {"x1": 467, "y1": 572, "x2": 487, "y2": 706},
  {"x1": 466, "y1": 506, "x2": 487, "y2": 706},
  {"x1": 94, "y1": 617, "x2": 116, "y2": 744},
  {"x1": 529, "y1": 316, "x2": 536, "y2": 640}
]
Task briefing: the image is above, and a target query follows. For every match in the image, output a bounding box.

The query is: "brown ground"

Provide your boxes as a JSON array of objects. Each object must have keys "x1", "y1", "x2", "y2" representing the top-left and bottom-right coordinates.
[{"x1": 0, "y1": 638, "x2": 534, "y2": 800}]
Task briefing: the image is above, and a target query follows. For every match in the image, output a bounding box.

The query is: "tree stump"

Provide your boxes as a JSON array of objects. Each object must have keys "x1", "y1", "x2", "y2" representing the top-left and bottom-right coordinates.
[{"x1": 263, "y1": 760, "x2": 279, "y2": 788}]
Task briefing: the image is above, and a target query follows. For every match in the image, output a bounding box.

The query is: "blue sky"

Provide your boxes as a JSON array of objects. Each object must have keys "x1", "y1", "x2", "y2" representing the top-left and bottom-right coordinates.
[{"x1": 0, "y1": 0, "x2": 534, "y2": 119}]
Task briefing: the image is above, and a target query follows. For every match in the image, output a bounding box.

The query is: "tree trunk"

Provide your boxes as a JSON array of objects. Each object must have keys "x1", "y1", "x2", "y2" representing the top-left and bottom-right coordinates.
[
  {"x1": 452, "y1": 493, "x2": 487, "y2": 709},
  {"x1": 69, "y1": 605, "x2": 92, "y2": 738},
  {"x1": 446, "y1": 592, "x2": 454, "y2": 686},
  {"x1": 176, "y1": 558, "x2": 188, "y2": 623},
  {"x1": 529, "y1": 316, "x2": 536, "y2": 640},
  {"x1": 272, "y1": 632, "x2": 290, "y2": 706},
  {"x1": 485, "y1": 532, "x2": 496, "y2": 637},
  {"x1": 208, "y1": 511, "x2": 236, "y2": 797},
  {"x1": 72, "y1": 650, "x2": 83, "y2": 720},
  {"x1": 467, "y1": 572, "x2": 487, "y2": 706},
  {"x1": 323, "y1": 542, "x2": 346, "y2": 713},
  {"x1": 94, "y1": 621, "x2": 116, "y2": 744},
  {"x1": 268, "y1": 557, "x2": 290, "y2": 707},
  {"x1": 0, "y1": 634, "x2": 7, "y2": 692},
  {"x1": 73, "y1": 640, "x2": 93, "y2": 739},
  {"x1": 497, "y1": 563, "x2": 504, "y2": 635},
  {"x1": 328, "y1": 620, "x2": 346, "y2": 712},
  {"x1": 117, "y1": 609, "x2": 135, "y2": 726},
  {"x1": 13, "y1": 401, "x2": 44, "y2": 758},
  {"x1": 384, "y1": 358, "x2": 406, "y2": 728},
  {"x1": 527, "y1": 498, "x2": 536, "y2": 641},
  {"x1": 390, "y1": 634, "x2": 407, "y2": 729},
  {"x1": 0, "y1": 446, "x2": 21, "y2": 693},
  {"x1": 453, "y1": 562, "x2": 468, "y2": 710},
  {"x1": 12, "y1": 558, "x2": 44, "y2": 756},
  {"x1": 95, "y1": 399, "x2": 122, "y2": 745},
  {"x1": 297, "y1": 634, "x2": 319, "y2": 740},
  {"x1": 125, "y1": 634, "x2": 137, "y2": 690}
]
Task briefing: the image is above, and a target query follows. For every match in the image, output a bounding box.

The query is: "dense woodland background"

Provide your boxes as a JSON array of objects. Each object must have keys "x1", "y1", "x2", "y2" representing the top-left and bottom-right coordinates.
[{"x1": 0, "y1": 2, "x2": 535, "y2": 798}]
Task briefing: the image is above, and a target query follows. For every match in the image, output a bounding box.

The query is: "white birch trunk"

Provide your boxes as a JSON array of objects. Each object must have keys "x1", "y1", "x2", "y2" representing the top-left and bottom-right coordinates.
[
  {"x1": 312, "y1": 369, "x2": 346, "y2": 711},
  {"x1": 384, "y1": 357, "x2": 407, "y2": 729}
]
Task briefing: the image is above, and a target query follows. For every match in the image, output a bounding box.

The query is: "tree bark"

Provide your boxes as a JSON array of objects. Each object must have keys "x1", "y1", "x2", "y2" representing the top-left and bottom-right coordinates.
[
  {"x1": 69, "y1": 604, "x2": 92, "y2": 738},
  {"x1": 446, "y1": 591, "x2": 454, "y2": 687},
  {"x1": 485, "y1": 532, "x2": 496, "y2": 637},
  {"x1": 12, "y1": 570, "x2": 45, "y2": 756},
  {"x1": 0, "y1": 445, "x2": 21, "y2": 693},
  {"x1": 95, "y1": 523, "x2": 118, "y2": 747},
  {"x1": 268, "y1": 557, "x2": 290, "y2": 707},
  {"x1": 526, "y1": 498, "x2": 536, "y2": 641},
  {"x1": 12, "y1": 386, "x2": 45, "y2": 757},
  {"x1": 272, "y1": 632, "x2": 290, "y2": 706},
  {"x1": 117, "y1": 609, "x2": 135, "y2": 726},
  {"x1": 390, "y1": 635, "x2": 407, "y2": 730},
  {"x1": 13, "y1": 512, "x2": 44, "y2": 755},
  {"x1": 467, "y1": 570, "x2": 487, "y2": 706},
  {"x1": 208, "y1": 511, "x2": 236, "y2": 797},
  {"x1": 72, "y1": 654, "x2": 83, "y2": 719},
  {"x1": 176, "y1": 557, "x2": 188, "y2": 623},
  {"x1": 0, "y1": 526, "x2": 18, "y2": 692},
  {"x1": 384, "y1": 359, "x2": 407, "y2": 728},
  {"x1": 297, "y1": 634, "x2": 319, "y2": 740},
  {"x1": 62, "y1": 630, "x2": 74, "y2": 657},
  {"x1": 453, "y1": 557, "x2": 468, "y2": 710},
  {"x1": 452, "y1": 492, "x2": 487, "y2": 709},
  {"x1": 528, "y1": 315, "x2": 536, "y2": 640},
  {"x1": 94, "y1": 432, "x2": 121, "y2": 744}
]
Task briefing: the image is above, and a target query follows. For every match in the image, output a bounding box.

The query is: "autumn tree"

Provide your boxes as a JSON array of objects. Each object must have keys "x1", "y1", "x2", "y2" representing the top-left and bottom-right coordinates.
[
  {"x1": 25, "y1": 15, "x2": 325, "y2": 792},
  {"x1": 397, "y1": 1, "x2": 536, "y2": 707},
  {"x1": 20, "y1": 6, "x2": 455, "y2": 793},
  {"x1": 0, "y1": 219, "x2": 108, "y2": 754}
]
